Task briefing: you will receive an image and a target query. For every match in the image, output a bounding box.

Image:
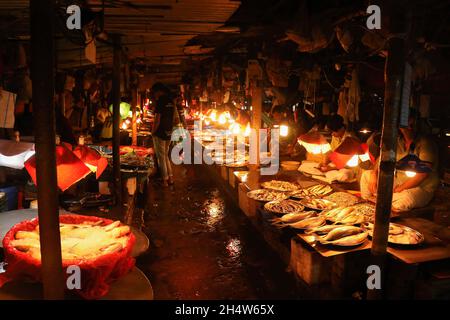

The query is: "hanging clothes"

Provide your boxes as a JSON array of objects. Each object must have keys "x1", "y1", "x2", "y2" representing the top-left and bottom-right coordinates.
[
  {"x1": 347, "y1": 69, "x2": 361, "y2": 123},
  {"x1": 337, "y1": 69, "x2": 361, "y2": 125}
]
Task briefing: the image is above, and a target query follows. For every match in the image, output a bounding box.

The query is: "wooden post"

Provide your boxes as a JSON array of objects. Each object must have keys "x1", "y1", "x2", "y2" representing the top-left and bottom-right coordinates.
[
  {"x1": 368, "y1": 3, "x2": 409, "y2": 300},
  {"x1": 251, "y1": 85, "x2": 263, "y2": 167},
  {"x1": 30, "y1": 0, "x2": 65, "y2": 299},
  {"x1": 112, "y1": 34, "x2": 122, "y2": 209},
  {"x1": 131, "y1": 85, "x2": 138, "y2": 146},
  {"x1": 248, "y1": 59, "x2": 263, "y2": 169}
]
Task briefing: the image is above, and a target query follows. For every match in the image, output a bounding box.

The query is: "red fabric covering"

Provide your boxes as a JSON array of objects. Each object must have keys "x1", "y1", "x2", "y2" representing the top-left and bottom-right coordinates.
[
  {"x1": 330, "y1": 142, "x2": 374, "y2": 169},
  {"x1": 0, "y1": 214, "x2": 135, "y2": 299},
  {"x1": 72, "y1": 145, "x2": 109, "y2": 179},
  {"x1": 24, "y1": 145, "x2": 92, "y2": 191}
]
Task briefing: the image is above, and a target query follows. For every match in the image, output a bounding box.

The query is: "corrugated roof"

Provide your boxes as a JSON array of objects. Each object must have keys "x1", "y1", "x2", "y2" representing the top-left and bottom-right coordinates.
[{"x1": 0, "y1": 0, "x2": 241, "y2": 81}]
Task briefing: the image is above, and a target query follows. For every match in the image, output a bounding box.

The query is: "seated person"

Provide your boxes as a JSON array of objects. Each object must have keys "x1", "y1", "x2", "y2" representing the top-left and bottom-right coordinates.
[
  {"x1": 319, "y1": 114, "x2": 359, "y2": 172},
  {"x1": 360, "y1": 110, "x2": 439, "y2": 212}
]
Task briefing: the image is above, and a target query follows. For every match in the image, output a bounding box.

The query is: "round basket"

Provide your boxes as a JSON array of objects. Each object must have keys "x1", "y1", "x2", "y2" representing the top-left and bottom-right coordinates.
[{"x1": 1, "y1": 214, "x2": 136, "y2": 299}]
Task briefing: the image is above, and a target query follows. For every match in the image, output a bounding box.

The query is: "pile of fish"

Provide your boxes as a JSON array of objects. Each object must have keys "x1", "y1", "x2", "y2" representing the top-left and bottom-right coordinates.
[
  {"x1": 247, "y1": 189, "x2": 289, "y2": 202},
  {"x1": 323, "y1": 192, "x2": 359, "y2": 207},
  {"x1": 261, "y1": 180, "x2": 300, "y2": 192},
  {"x1": 264, "y1": 199, "x2": 305, "y2": 215},
  {"x1": 290, "y1": 184, "x2": 333, "y2": 198},
  {"x1": 322, "y1": 206, "x2": 366, "y2": 225},
  {"x1": 271, "y1": 211, "x2": 326, "y2": 230},
  {"x1": 299, "y1": 198, "x2": 336, "y2": 211},
  {"x1": 351, "y1": 203, "x2": 376, "y2": 222},
  {"x1": 307, "y1": 225, "x2": 368, "y2": 246}
]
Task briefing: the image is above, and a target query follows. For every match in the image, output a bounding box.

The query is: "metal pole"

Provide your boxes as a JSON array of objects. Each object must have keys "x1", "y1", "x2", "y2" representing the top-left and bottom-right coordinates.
[
  {"x1": 30, "y1": 0, "x2": 65, "y2": 299},
  {"x1": 368, "y1": 3, "x2": 408, "y2": 300},
  {"x1": 112, "y1": 34, "x2": 122, "y2": 209}
]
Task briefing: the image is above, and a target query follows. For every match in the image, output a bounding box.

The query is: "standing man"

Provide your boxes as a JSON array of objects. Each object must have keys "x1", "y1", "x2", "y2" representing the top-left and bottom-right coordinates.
[{"x1": 151, "y1": 82, "x2": 175, "y2": 187}]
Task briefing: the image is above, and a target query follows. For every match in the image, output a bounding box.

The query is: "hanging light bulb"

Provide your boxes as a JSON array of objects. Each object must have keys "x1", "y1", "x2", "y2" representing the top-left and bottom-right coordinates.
[
  {"x1": 359, "y1": 151, "x2": 371, "y2": 162},
  {"x1": 405, "y1": 171, "x2": 417, "y2": 178},
  {"x1": 210, "y1": 110, "x2": 217, "y2": 122},
  {"x1": 230, "y1": 123, "x2": 241, "y2": 135},
  {"x1": 244, "y1": 123, "x2": 251, "y2": 137},
  {"x1": 280, "y1": 125, "x2": 289, "y2": 137},
  {"x1": 346, "y1": 154, "x2": 359, "y2": 167},
  {"x1": 218, "y1": 113, "x2": 227, "y2": 125}
]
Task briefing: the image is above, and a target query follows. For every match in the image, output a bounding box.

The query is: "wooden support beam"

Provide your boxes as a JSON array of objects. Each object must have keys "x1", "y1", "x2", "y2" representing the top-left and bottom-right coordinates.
[
  {"x1": 368, "y1": 3, "x2": 410, "y2": 300},
  {"x1": 131, "y1": 86, "x2": 138, "y2": 146},
  {"x1": 112, "y1": 34, "x2": 123, "y2": 210},
  {"x1": 30, "y1": 0, "x2": 65, "y2": 300}
]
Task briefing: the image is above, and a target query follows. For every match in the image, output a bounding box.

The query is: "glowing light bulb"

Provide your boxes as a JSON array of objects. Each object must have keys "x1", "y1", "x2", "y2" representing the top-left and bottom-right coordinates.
[
  {"x1": 346, "y1": 155, "x2": 359, "y2": 167},
  {"x1": 218, "y1": 113, "x2": 227, "y2": 125},
  {"x1": 204, "y1": 119, "x2": 210, "y2": 126},
  {"x1": 230, "y1": 123, "x2": 241, "y2": 135},
  {"x1": 359, "y1": 152, "x2": 371, "y2": 162},
  {"x1": 244, "y1": 123, "x2": 251, "y2": 137},
  {"x1": 210, "y1": 110, "x2": 217, "y2": 122},
  {"x1": 405, "y1": 171, "x2": 417, "y2": 178},
  {"x1": 321, "y1": 143, "x2": 331, "y2": 154},
  {"x1": 280, "y1": 125, "x2": 289, "y2": 137}
]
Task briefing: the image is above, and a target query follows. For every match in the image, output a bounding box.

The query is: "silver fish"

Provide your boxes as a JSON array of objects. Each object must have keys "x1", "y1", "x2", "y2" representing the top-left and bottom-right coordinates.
[
  {"x1": 286, "y1": 216, "x2": 326, "y2": 229},
  {"x1": 321, "y1": 231, "x2": 368, "y2": 246},
  {"x1": 322, "y1": 226, "x2": 363, "y2": 241}
]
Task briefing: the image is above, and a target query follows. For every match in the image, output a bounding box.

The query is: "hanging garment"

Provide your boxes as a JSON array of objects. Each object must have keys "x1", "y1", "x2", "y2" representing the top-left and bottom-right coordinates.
[
  {"x1": 337, "y1": 89, "x2": 347, "y2": 122},
  {"x1": 347, "y1": 69, "x2": 361, "y2": 123}
]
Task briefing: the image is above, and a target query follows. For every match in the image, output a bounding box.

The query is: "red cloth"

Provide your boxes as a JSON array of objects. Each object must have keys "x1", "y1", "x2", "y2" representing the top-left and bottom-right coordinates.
[
  {"x1": 72, "y1": 145, "x2": 108, "y2": 179},
  {"x1": 0, "y1": 214, "x2": 135, "y2": 299},
  {"x1": 24, "y1": 145, "x2": 92, "y2": 191}
]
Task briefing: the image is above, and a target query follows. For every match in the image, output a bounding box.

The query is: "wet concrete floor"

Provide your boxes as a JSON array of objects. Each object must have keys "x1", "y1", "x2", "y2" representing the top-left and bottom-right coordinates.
[{"x1": 133, "y1": 165, "x2": 299, "y2": 300}]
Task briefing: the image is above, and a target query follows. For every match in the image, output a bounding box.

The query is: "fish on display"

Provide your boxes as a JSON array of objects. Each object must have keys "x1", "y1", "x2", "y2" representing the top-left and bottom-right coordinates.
[
  {"x1": 284, "y1": 216, "x2": 326, "y2": 230},
  {"x1": 271, "y1": 211, "x2": 316, "y2": 225},
  {"x1": 319, "y1": 230, "x2": 368, "y2": 246},
  {"x1": 321, "y1": 226, "x2": 362, "y2": 241}
]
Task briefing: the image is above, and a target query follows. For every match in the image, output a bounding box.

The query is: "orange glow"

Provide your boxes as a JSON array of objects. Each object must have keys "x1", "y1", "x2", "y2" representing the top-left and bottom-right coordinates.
[{"x1": 300, "y1": 141, "x2": 331, "y2": 154}]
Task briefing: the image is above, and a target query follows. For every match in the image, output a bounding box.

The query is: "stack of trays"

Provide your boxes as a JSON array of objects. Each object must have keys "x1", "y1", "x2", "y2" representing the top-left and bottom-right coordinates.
[{"x1": 0, "y1": 192, "x2": 7, "y2": 212}]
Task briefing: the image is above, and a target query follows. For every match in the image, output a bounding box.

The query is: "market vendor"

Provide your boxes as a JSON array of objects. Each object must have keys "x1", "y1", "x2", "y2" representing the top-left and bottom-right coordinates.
[
  {"x1": 360, "y1": 110, "x2": 439, "y2": 212},
  {"x1": 319, "y1": 114, "x2": 359, "y2": 172}
]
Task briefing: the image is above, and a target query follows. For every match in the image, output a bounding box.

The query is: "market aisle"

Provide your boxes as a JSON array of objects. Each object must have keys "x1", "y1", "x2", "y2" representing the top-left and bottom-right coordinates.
[{"x1": 134, "y1": 165, "x2": 300, "y2": 300}]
